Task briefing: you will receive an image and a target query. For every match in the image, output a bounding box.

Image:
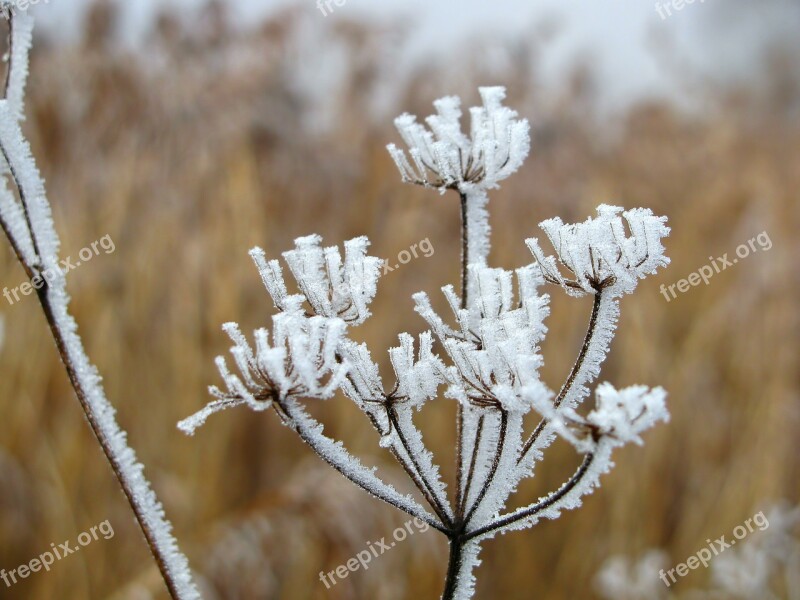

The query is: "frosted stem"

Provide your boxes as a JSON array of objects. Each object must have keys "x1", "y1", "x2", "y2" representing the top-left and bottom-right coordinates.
[
  {"x1": 35, "y1": 294, "x2": 199, "y2": 599},
  {"x1": 275, "y1": 395, "x2": 446, "y2": 532},
  {"x1": 460, "y1": 189, "x2": 490, "y2": 306},
  {"x1": 441, "y1": 537, "x2": 482, "y2": 600},
  {"x1": 517, "y1": 289, "x2": 616, "y2": 474},
  {"x1": 387, "y1": 404, "x2": 454, "y2": 527},
  {"x1": 455, "y1": 188, "x2": 491, "y2": 518},
  {"x1": 458, "y1": 411, "x2": 485, "y2": 517},
  {"x1": 463, "y1": 409, "x2": 507, "y2": 526},
  {"x1": 0, "y1": 36, "x2": 199, "y2": 596},
  {"x1": 467, "y1": 452, "x2": 597, "y2": 540},
  {"x1": 459, "y1": 193, "x2": 469, "y2": 308}
]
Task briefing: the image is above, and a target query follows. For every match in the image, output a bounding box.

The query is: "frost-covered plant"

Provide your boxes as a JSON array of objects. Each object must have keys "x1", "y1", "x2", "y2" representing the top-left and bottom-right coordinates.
[
  {"x1": 181, "y1": 86, "x2": 671, "y2": 599},
  {"x1": 0, "y1": 9, "x2": 198, "y2": 599}
]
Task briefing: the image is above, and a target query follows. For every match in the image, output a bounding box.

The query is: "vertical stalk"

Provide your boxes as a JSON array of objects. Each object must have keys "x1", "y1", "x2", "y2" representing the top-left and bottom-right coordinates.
[
  {"x1": 459, "y1": 192, "x2": 469, "y2": 310},
  {"x1": 441, "y1": 536, "x2": 482, "y2": 600},
  {"x1": 442, "y1": 537, "x2": 464, "y2": 600},
  {"x1": 455, "y1": 192, "x2": 469, "y2": 516},
  {"x1": 455, "y1": 189, "x2": 491, "y2": 517},
  {"x1": 35, "y1": 289, "x2": 192, "y2": 599},
  {"x1": 0, "y1": 22, "x2": 198, "y2": 590}
]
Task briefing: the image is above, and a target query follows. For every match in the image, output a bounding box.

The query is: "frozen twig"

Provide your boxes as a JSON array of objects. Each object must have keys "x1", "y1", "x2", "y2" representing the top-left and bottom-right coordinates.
[{"x1": 0, "y1": 9, "x2": 198, "y2": 599}]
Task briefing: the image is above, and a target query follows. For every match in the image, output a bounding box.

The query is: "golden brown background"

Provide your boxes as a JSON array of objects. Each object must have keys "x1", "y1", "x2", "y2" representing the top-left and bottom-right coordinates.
[{"x1": 0, "y1": 2, "x2": 798, "y2": 598}]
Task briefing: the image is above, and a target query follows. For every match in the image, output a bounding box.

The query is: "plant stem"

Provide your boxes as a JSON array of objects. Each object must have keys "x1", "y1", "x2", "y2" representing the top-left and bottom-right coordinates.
[
  {"x1": 388, "y1": 406, "x2": 454, "y2": 527},
  {"x1": 459, "y1": 192, "x2": 469, "y2": 310},
  {"x1": 274, "y1": 396, "x2": 448, "y2": 533},
  {"x1": 455, "y1": 191, "x2": 469, "y2": 516},
  {"x1": 35, "y1": 288, "x2": 189, "y2": 599},
  {"x1": 442, "y1": 537, "x2": 465, "y2": 600},
  {"x1": 466, "y1": 452, "x2": 596, "y2": 541},
  {"x1": 464, "y1": 409, "x2": 507, "y2": 526},
  {"x1": 518, "y1": 289, "x2": 605, "y2": 465}
]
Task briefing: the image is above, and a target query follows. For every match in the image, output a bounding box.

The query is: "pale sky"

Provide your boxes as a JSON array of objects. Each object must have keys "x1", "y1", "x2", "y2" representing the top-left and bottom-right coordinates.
[{"x1": 30, "y1": 0, "x2": 787, "y2": 109}]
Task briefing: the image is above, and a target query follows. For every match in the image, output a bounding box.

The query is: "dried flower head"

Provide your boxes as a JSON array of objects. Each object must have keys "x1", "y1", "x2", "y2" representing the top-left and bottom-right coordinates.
[
  {"x1": 527, "y1": 204, "x2": 670, "y2": 297},
  {"x1": 387, "y1": 86, "x2": 531, "y2": 192},
  {"x1": 250, "y1": 235, "x2": 382, "y2": 325},
  {"x1": 178, "y1": 300, "x2": 349, "y2": 435}
]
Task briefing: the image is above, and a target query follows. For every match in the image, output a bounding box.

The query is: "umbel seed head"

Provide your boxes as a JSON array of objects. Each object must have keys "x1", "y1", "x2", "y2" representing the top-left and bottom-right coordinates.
[{"x1": 387, "y1": 86, "x2": 531, "y2": 193}]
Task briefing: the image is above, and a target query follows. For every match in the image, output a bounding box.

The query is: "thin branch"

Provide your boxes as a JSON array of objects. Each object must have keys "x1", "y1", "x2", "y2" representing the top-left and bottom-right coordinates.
[
  {"x1": 273, "y1": 394, "x2": 448, "y2": 534},
  {"x1": 339, "y1": 355, "x2": 454, "y2": 527},
  {"x1": 459, "y1": 192, "x2": 469, "y2": 310},
  {"x1": 387, "y1": 404, "x2": 454, "y2": 528},
  {"x1": 33, "y1": 290, "x2": 193, "y2": 599},
  {"x1": 454, "y1": 190, "x2": 472, "y2": 522},
  {"x1": 463, "y1": 409, "x2": 507, "y2": 526},
  {"x1": 517, "y1": 288, "x2": 604, "y2": 466},
  {"x1": 0, "y1": 141, "x2": 41, "y2": 264},
  {"x1": 442, "y1": 537, "x2": 465, "y2": 600},
  {"x1": 458, "y1": 411, "x2": 486, "y2": 519},
  {"x1": 0, "y1": 31, "x2": 197, "y2": 597},
  {"x1": 466, "y1": 452, "x2": 596, "y2": 541}
]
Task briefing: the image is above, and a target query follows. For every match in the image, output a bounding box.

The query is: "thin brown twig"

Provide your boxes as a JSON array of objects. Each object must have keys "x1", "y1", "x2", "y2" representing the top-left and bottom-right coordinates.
[
  {"x1": 465, "y1": 452, "x2": 596, "y2": 541},
  {"x1": 517, "y1": 287, "x2": 605, "y2": 466},
  {"x1": 458, "y1": 412, "x2": 485, "y2": 519},
  {"x1": 463, "y1": 409, "x2": 507, "y2": 526},
  {"x1": 387, "y1": 404, "x2": 454, "y2": 528}
]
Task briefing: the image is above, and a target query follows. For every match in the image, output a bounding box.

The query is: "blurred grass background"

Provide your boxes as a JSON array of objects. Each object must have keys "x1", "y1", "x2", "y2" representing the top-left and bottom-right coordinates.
[{"x1": 0, "y1": 1, "x2": 798, "y2": 598}]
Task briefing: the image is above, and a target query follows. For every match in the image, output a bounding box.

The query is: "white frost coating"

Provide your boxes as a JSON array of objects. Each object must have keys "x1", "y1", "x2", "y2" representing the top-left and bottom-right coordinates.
[
  {"x1": 180, "y1": 86, "x2": 672, "y2": 600},
  {"x1": 447, "y1": 540, "x2": 483, "y2": 600},
  {"x1": 467, "y1": 412, "x2": 524, "y2": 526},
  {"x1": 0, "y1": 176, "x2": 37, "y2": 263},
  {"x1": 392, "y1": 405, "x2": 453, "y2": 522},
  {"x1": 179, "y1": 307, "x2": 350, "y2": 434},
  {"x1": 5, "y1": 10, "x2": 33, "y2": 123},
  {"x1": 287, "y1": 235, "x2": 383, "y2": 324},
  {"x1": 178, "y1": 308, "x2": 348, "y2": 435},
  {"x1": 337, "y1": 338, "x2": 386, "y2": 410},
  {"x1": 428, "y1": 265, "x2": 552, "y2": 413},
  {"x1": 527, "y1": 204, "x2": 670, "y2": 298},
  {"x1": 477, "y1": 438, "x2": 616, "y2": 537},
  {"x1": 561, "y1": 294, "x2": 619, "y2": 411},
  {"x1": 463, "y1": 189, "x2": 490, "y2": 301},
  {"x1": 182, "y1": 254, "x2": 447, "y2": 528},
  {"x1": 45, "y1": 300, "x2": 201, "y2": 599},
  {"x1": 387, "y1": 86, "x2": 530, "y2": 193},
  {"x1": 460, "y1": 408, "x2": 502, "y2": 512},
  {"x1": 277, "y1": 396, "x2": 439, "y2": 528},
  {"x1": 0, "y1": 13, "x2": 36, "y2": 262},
  {"x1": 530, "y1": 384, "x2": 668, "y2": 455},
  {"x1": 0, "y1": 102, "x2": 59, "y2": 265},
  {"x1": 250, "y1": 236, "x2": 382, "y2": 324},
  {"x1": 587, "y1": 384, "x2": 669, "y2": 447},
  {"x1": 0, "y1": 19, "x2": 199, "y2": 596},
  {"x1": 389, "y1": 331, "x2": 447, "y2": 407}
]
